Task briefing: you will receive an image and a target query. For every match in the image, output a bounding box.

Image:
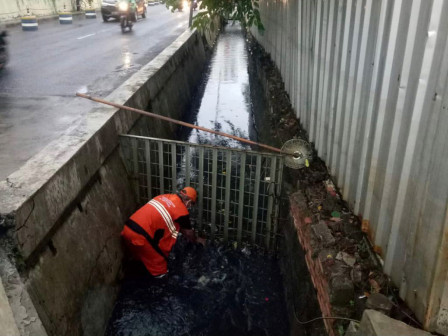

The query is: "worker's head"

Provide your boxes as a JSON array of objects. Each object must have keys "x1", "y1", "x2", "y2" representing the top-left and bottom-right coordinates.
[{"x1": 179, "y1": 187, "x2": 197, "y2": 209}]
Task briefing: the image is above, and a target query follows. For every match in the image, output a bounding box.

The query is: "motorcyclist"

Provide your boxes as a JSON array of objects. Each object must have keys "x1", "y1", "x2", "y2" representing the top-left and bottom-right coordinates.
[
  {"x1": 128, "y1": 0, "x2": 137, "y2": 21},
  {"x1": 119, "y1": 0, "x2": 137, "y2": 22}
]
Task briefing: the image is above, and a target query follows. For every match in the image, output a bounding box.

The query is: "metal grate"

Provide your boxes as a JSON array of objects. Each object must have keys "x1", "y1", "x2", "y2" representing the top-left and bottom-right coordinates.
[{"x1": 119, "y1": 135, "x2": 284, "y2": 250}]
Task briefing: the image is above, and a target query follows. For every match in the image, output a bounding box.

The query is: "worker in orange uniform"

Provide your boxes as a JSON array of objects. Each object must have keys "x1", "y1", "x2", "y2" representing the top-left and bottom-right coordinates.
[{"x1": 121, "y1": 187, "x2": 202, "y2": 278}]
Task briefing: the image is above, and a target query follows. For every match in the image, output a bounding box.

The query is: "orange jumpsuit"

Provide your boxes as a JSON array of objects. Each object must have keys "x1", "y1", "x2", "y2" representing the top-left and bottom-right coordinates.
[{"x1": 121, "y1": 194, "x2": 189, "y2": 276}]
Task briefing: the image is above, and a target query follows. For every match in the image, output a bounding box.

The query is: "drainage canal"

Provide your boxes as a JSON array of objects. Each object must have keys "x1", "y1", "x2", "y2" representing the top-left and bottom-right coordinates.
[{"x1": 106, "y1": 23, "x2": 317, "y2": 336}]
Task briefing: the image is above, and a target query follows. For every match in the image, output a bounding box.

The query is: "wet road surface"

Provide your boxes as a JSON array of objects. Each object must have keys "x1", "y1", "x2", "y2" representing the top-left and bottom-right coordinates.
[{"x1": 0, "y1": 5, "x2": 190, "y2": 180}]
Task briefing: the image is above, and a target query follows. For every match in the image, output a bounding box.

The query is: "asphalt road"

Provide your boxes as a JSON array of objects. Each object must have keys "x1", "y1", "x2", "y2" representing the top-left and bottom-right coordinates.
[{"x1": 0, "y1": 5, "x2": 190, "y2": 180}]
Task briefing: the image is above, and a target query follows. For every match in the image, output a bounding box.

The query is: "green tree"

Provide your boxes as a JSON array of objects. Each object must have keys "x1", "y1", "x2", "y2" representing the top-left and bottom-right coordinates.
[{"x1": 164, "y1": 0, "x2": 264, "y2": 32}]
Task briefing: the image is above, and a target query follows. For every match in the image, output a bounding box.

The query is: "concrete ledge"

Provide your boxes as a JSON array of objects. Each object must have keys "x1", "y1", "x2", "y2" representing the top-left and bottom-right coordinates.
[
  {"x1": 0, "y1": 249, "x2": 47, "y2": 336},
  {"x1": 358, "y1": 310, "x2": 431, "y2": 336},
  {"x1": 0, "y1": 278, "x2": 20, "y2": 336}
]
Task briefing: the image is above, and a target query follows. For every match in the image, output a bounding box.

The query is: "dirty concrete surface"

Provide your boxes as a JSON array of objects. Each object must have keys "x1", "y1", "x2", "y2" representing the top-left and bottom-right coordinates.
[{"x1": 0, "y1": 6, "x2": 190, "y2": 180}]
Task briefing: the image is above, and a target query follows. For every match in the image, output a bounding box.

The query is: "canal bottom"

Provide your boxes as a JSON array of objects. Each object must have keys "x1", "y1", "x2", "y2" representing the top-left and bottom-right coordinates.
[
  {"x1": 106, "y1": 239, "x2": 289, "y2": 336},
  {"x1": 106, "y1": 23, "x2": 291, "y2": 336}
]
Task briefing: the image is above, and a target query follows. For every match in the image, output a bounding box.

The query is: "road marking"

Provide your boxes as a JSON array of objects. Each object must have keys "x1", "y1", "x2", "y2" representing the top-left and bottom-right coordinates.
[{"x1": 77, "y1": 33, "x2": 95, "y2": 40}]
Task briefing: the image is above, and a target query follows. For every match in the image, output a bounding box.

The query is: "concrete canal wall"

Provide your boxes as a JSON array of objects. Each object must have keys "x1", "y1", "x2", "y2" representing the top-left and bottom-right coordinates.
[
  {"x1": 0, "y1": 26, "x2": 218, "y2": 336},
  {"x1": 251, "y1": 0, "x2": 448, "y2": 333}
]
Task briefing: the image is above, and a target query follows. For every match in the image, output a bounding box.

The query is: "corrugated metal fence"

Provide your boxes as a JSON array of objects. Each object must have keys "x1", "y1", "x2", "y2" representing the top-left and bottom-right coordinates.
[{"x1": 251, "y1": 0, "x2": 448, "y2": 333}]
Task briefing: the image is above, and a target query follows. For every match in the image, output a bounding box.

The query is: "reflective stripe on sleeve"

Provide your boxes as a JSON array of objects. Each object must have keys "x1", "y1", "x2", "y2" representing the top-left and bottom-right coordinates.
[{"x1": 148, "y1": 200, "x2": 178, "y2": 238}]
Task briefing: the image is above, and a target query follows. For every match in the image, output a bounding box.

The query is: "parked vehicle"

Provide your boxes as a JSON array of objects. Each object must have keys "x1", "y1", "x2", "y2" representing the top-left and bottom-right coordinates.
[
  {"x1": 0, "y1": 31, "x2": 8, "y2": 71},
  {"x1": 101, "y1": 0, "x2": 146, "y2": 22}
]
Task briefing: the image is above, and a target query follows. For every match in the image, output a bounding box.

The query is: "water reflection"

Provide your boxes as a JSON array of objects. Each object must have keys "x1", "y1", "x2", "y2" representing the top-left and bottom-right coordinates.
[
  {"x1": 122, "y1": 51, "x2": 132, "y2": 69},
  {"x1": 187, "y1": 23, "x2": 253, "y2": 148}
]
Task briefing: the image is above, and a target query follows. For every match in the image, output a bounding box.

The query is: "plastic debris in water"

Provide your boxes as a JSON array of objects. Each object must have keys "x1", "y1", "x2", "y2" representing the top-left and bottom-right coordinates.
[
  {"x1": 331, "y1": 211, "x2": 341, "y2": 218},
  {"x1": 242, "y1": 246, "x2": 251, "y2": 256}
]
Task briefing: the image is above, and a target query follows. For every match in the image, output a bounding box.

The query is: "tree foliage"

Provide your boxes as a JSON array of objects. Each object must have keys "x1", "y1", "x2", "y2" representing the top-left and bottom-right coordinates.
[{"x1": 164, "y1": 0, "x2": 264, "y2": 32}]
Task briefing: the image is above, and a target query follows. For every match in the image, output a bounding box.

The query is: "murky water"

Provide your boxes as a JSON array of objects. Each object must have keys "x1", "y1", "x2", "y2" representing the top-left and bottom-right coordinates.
[
  {"x1": 179, "y1": 23, "x2": 255, "y2": 148},
  {"x1": 106, "y1": 238, "x2": 288, "y2": 336},
  {"x1": 106, "y1": 23, "x2": 290, "y2": 336}
]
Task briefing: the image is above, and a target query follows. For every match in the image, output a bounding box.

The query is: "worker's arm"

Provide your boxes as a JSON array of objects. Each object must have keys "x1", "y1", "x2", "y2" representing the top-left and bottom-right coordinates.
[
  {"x1": 177, "y1": 215, "x2": 205, "y2": 245},
  {"x1": 177, "y1": 215, "x2": 195, "y2": 241}
]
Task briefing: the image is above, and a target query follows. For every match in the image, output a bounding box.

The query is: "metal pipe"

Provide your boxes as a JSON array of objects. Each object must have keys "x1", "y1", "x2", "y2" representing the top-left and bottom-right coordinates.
[{"x1": 76, "y1": 93, "x2": 284, "y2": 154}]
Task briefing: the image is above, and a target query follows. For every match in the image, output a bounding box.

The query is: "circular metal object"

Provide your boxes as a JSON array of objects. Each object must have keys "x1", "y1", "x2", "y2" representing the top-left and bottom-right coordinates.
[{"x1": 281, "y1": 139, "x2": 313, "y2": 169}]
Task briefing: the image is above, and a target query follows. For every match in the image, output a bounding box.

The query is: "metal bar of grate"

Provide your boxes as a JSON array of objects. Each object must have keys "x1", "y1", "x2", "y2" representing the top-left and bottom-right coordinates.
[
  {"x1": 237, "y1": 153, "x2": 246, "y2": 246},
  {"x1": 211, "y1": 149, "x2": 218, "y2": 239},
  {"x1": 145, "y1": 141, "x2": 152, "y2": 200},
  {"x1": 171, "y1": 143, "x2": 176, "y2": 192},
  {"x1": 224, "y1": 151, "x2": 232, "y2": 242},
  {"x1": 132, "y1": 138, "x2": 140, "y2": 202},
  {"x1": 272, "y1": 157, "x2": 284, "y2": 247},
  {"x1": 198, "y1": 147, "x2": 204, "y2": 231},
  {"x1": 265, "y1": 156, "x2": 277, "y2": 249},
  {"x1": 119, "y1": 135, "x2": 284, "y2": 251},
  {"x1": 185, "y1": 146, "x2": 191, "y2": 186},
  {"x1": 251, "y1": 155, "x2": 262, "y2": 243},
  {"x1": 158, "y1": 142, "x2": 164, "y2": 194}
]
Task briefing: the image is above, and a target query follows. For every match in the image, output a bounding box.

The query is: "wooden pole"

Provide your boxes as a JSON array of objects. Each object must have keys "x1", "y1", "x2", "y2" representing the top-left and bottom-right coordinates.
[{"x1": 76, "y1": 93, "x2": 284, "y2": 154}]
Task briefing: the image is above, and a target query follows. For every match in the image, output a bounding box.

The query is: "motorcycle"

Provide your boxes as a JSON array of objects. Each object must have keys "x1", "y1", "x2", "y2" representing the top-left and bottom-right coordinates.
[
  {"x1": 118, "y1": 1, "x2": 136, "y2": 33},
  {"x1": 0, "y1": 31, "x2": 8, "y2": 71}
]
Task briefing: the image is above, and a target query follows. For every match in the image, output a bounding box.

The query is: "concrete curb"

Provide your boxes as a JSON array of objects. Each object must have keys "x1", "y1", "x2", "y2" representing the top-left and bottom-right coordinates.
[
  {"x1": 0, "y1": 279, "x2": 20, "y2": 336},
  {"x1": 358, "y1": 310, "x2": 432, "y2": 336},
  {"x1": 2, "y1": 10, "x2": 100, "y2": 28}
]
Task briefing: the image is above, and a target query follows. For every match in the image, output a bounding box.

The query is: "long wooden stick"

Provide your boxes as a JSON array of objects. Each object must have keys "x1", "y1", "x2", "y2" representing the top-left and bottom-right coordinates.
[{"x1": 76, "y1": 93, "x2": 283, "y2": 153}]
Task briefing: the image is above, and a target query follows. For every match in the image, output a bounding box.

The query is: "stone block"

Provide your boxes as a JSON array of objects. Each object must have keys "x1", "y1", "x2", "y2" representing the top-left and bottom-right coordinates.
[
  {"x1": 330, "y1": 275, "x2": 354, "y2": 305},
  {"x1": 358, "y1": 309, "x2": 432, "y2": 336},
  {"x1": 365, "y1": 293, "x2": 393, "y2": 316},
  {"x1": 336, "y1": 251, "x2": 356, "y2": 267},
  {"x1": 312, "y1": 221, "x2": 336, "y2": 247},
  {"x1": 344, "y1": 321, "x2": 360, "y2": 336}
]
